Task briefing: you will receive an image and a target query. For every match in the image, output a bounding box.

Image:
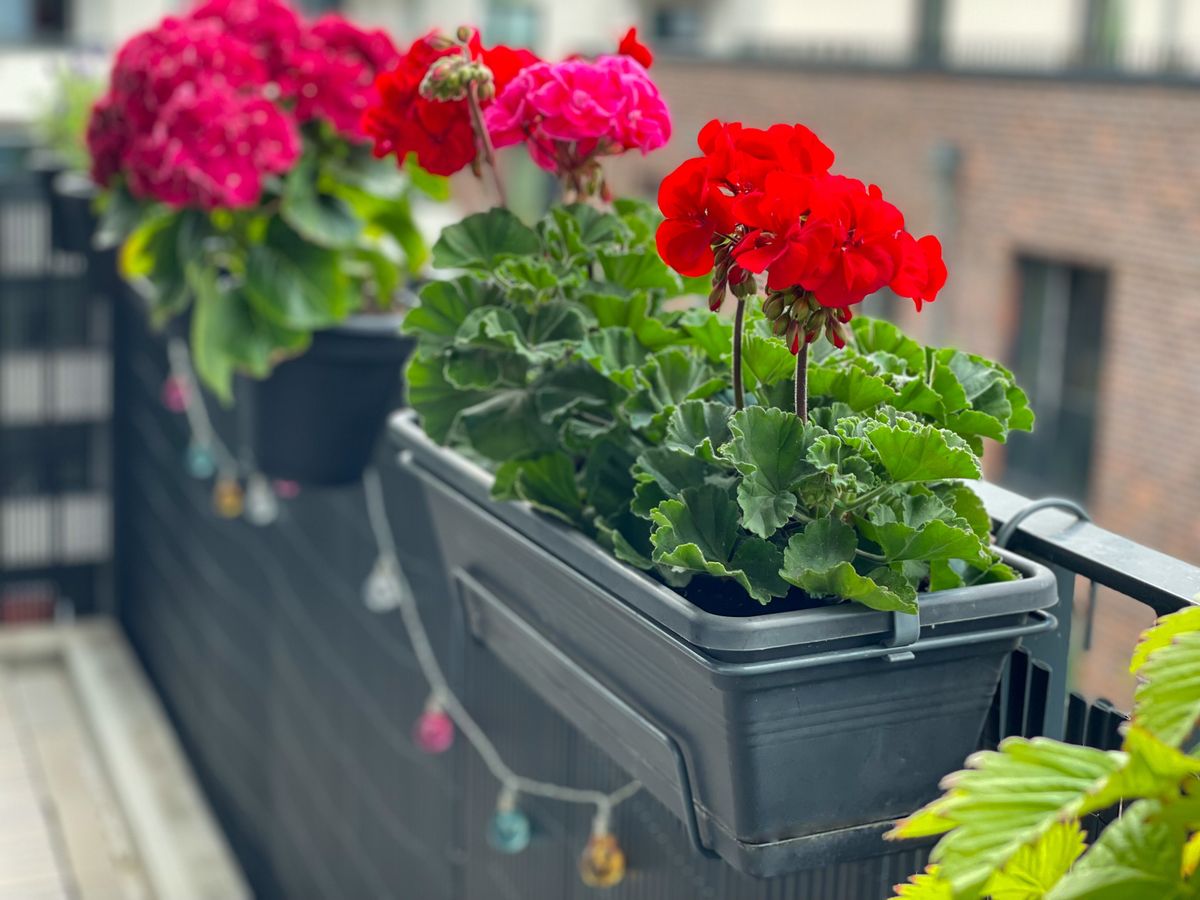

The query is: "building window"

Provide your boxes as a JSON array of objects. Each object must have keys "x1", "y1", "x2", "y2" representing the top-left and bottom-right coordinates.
[
  {"x1": 651, "y1": 6, "x2": 701, "y2": 48},
  {"x1": 1004, "y1": 257, "x2": 1109, "y2": 502},
  {"x1": 486, "y1": 3, "x2": 539, "y2": 49},
  {"x1": 914, "y1": 0, "x2": 946, "y2": 66}
]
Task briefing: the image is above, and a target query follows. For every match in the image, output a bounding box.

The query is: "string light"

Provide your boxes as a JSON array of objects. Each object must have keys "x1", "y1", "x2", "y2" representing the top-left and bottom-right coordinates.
[
  {"x1": 243, "y1": 473, "x2": 280, "y2": 526},
  {"x1": 487, "y1": 787, "x2": 531, "y2": 854},
  {"x1": 361, "y1": 468, "x2": 641, "y2": 882},
  {"x1": 272, "y1": 479, "x2": 301, "y2": 500},
  {"x1": 414, "y1": 696, "x2": 456, "y2": 754},
  {"x1": 185, "y1": 442, "x2": 217, "y2": 479},
  {"x1": 160, "y1": 374, "x2": 190, "y2": 413},
  {"x1": 213, "y1": 475, "x2": 245, "y2": 519}
]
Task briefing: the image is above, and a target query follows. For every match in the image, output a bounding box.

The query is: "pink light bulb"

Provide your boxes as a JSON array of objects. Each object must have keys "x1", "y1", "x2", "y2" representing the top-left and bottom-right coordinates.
[
  {"x1": 272, "y1": 479, "x2": 301, "y2": 499},
  {"x1": 161, "y1": 376, "x2": 189, "y2": 413},
  {"x1": 414, "y1": 708, "x2": 455, "y2": 754}
]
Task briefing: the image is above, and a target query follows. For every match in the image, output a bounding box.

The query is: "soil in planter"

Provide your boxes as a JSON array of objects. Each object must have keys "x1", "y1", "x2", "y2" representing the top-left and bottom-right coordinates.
[{"x1": 676, "y1": 574, "x2": 840, "y2": 617}]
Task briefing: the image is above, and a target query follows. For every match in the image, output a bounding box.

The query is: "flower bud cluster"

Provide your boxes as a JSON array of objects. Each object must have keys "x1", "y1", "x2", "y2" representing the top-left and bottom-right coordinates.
[
  {"x1": 763, "y1": 289, "x2": 852, "y2": 353},
  {"x1": 418, "y1": 53, "x2": 496, "y2": 102}
]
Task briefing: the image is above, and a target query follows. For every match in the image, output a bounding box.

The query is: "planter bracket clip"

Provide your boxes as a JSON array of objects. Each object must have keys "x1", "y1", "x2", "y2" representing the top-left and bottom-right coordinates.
[{"x1": 883, "y1": 609, "x2": 921, "y2": 662}]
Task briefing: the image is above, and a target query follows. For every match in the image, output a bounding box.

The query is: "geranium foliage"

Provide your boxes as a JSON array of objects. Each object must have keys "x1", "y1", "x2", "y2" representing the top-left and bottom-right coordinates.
[{"x1": 404, "y1": 201, "x2": 1031, "y2": 611}]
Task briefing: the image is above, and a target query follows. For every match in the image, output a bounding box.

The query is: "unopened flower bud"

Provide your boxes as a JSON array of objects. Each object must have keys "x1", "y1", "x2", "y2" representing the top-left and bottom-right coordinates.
[
  {"x1": 419, "y1": 56, "x2": 494, "y2": 103},
  {"x1": 730, "y1": 271, "x2": 757, "y2": 299},
  {"x1": 835, "y1": 306, "x2": 853, "y2": 324},
  {"x1": 772, "y1": 315, "x2": 790, "y2": 336},
  {"x1": 456, "y1": 25, "x2": 474, "y2": 43},
  {"x1": 790, "y1": 297, "x2": 808, "y2": 320},
  {"x1": 708, "y1": 283, "x2": 727, "y2": 312},
  {"x1": 763, "y1": 294, "x2": 785, "y2": 320},
  {"x1": 785, "y1": 319, "x2": 800, "y2": 350},
  {"x1": 825, "y1": 320, "x2": 847, "y2": 349}
]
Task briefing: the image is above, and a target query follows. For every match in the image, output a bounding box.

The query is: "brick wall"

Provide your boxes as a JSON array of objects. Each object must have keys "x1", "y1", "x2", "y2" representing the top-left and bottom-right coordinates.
[{"x1": 607, "y1": 60, "x2": 1200, "y2": 703}]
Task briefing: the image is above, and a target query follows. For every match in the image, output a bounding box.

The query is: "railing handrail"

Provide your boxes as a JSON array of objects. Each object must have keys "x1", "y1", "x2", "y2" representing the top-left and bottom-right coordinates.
[{"x1": 977, "y1": 481, "x2": 1200, "y2": 617}]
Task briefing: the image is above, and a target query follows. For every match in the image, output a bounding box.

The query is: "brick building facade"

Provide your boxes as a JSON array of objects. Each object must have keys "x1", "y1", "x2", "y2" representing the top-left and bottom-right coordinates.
[{"x1": 608, "y1": 59, "x2": 1200, "y2": 702}]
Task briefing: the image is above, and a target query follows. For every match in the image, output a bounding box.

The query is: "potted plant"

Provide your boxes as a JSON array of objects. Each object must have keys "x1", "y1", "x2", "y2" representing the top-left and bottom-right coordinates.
[
  {"x1": 889, "y1": 604, "x2": 1200, "y2": 899},
  {"x1": 87, "y1": 0, "x2": 447, "y2": 485},
  {"x1": 30, "y1": 64, "x2": 106, "y2": 255},
  {"x1": 383, "y1": 25, "x2": 1057, "y2": 875}
]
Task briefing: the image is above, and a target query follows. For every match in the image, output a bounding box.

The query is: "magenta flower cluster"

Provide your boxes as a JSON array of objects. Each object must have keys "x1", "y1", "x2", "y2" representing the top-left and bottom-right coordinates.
[
  {"x1": 484, "y1": 55, "x2": 671, "y2": 178},
  {"x1": 88, "y1": 0, "x2": 399, "y2": 210}
]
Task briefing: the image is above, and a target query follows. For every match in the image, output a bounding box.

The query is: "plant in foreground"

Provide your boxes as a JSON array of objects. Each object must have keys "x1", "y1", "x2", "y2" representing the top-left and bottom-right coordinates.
[
  {"x1": 385, "y1": 27, "x2": 1032, "y2": 613},
  {"x1": 88, "y1": 0, "x2": 445, "y2": 399},
  {"x1": 890, "y1": 603, "x2": 1200, "y2": 899}
]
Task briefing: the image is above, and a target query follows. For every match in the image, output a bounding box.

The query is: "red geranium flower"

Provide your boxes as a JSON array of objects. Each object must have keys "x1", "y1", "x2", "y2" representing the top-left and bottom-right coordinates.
[
  {"x1": 890, "y1": 233, "x2": 947, "y2": 310},
  {"x1": 655, "y1": 157, "x2": 737, "y2": 277},
  {"x1": 362, "y1": 29, "x2": 538, "y2": 177},
  {"x1": 187, "y1": 0, "x2": 303, "y2": 86},
  {"x1": 617, "y1": 27, "x2": 653, "y2": 69}
]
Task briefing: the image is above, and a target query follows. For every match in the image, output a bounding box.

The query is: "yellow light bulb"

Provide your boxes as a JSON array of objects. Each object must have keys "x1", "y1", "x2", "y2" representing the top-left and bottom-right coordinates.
[
  {"x1": 579, "y1": 833, "x2": 626, "y2": 888},
  {"x1": 213, "y1": 478, "x2": 244, "y2": 519}
]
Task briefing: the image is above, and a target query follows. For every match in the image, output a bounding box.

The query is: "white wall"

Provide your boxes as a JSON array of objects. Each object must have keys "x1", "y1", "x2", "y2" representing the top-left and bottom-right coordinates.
[{"x1": 945, "y1": 0, "x2": 1083, "y2": 68}]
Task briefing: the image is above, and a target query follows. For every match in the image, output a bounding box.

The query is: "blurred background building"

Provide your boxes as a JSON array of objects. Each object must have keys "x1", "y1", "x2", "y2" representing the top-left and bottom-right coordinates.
[{"x1": 2, "y1": 0, "x2": 1198, "y2": 701}]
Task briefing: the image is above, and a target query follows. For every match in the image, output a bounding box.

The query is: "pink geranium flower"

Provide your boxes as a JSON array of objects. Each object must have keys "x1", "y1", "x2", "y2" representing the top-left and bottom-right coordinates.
[
  {"x1": 485, "y1": 55, "x2": 671, "y2": 178},
  {"x1": 126, "y1": 79, "x2": 299, "y2": 210}
]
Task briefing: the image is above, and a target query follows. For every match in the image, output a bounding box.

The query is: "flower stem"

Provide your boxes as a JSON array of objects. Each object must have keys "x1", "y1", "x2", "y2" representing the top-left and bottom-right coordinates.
[
  {"x1": 794, "y1": 340, "x2": 808, "y2": 421},
  {"x1": 466, "y1": 81, "x2": 507, "y2": 208},
  {"x1": 732, "y1": 296, "x2": 746, "y2": 411}
]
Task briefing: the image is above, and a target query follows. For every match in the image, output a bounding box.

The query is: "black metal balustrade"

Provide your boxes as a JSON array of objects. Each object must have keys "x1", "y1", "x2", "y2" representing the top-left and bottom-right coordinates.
[{"x1": 4, "y1": 151, "x2": 1198, "y2": 899}]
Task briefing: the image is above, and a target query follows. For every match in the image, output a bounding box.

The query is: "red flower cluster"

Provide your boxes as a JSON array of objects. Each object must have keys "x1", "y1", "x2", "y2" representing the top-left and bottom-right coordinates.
[
  {"x1": 88, "y1": 0, "x2": 400, "y2": 208},
  {"x1": 657, "y1": 120, "x2": 947, "y2": 334},
  {"x1": 362, "y1": 30, "x2": 538, "y2": 177}
]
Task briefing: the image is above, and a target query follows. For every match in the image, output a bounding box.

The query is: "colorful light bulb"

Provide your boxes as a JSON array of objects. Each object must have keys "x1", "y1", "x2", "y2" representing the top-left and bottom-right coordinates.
[
  {"x1": 185, "y1": 443, "x2": 216, "y2": 480},
  {"x1": 488, "y1": 789, "x2": 531, "y2": 854},
  {"x1": 243, "y1": 474, "x2": 279, "y2": 527},
  {"x1": 579, "y1": 833, "x2": 626, "y2": 888},
  {"x1": 362, "y1": 559, "x2": 404, "y2": 613},
  {"x1": 160, "y1": 376, "x2": 190, "y2": 413},
  {"x1": 213, "y1": 477, "x2": 244, "y2": 519},
  {"x1": 414, "y1": 704, "x2": 454, "y2": 754},
  {"x1": 272, "y1": 479, "x2": 301, "y2": 499}
]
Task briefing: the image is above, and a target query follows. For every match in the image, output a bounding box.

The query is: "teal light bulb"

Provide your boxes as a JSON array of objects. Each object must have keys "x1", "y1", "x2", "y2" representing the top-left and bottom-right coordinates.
[
  {"x1": 185, "y1": 443, "x2": 216, "y2": 479},
  {"x1": 487, "y1": 808, "x2": 531, "y2": 854}
]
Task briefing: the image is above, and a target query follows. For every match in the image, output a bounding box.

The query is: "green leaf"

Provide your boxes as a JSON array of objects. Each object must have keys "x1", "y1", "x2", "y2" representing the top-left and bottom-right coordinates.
[
  {"x1": 741, "y1": 333, "x2": 796, "y2": 389},
  {"x1": 634, "y1": 447, "x2": 723, "y2": 506},
  {"x1": 934, "y1": 483, "x2": 993, "y2": 540},
  {"x1": 625, "y1": 349, "x2": 726, "y2": 430},
  {"x1": 851, "y1": 317, "x2": 925, "y2": 373},
  {"x1": 581, "y1": 439, "x2": 638, "y2": 521},
  {"x1": 599, "y1": 250, "x2": 681, "y2": 292},
  {"x1": 664, "y1": 399, "x2": 734, "y2": 462},
  {"x1": 890, "y1": 868, "x2": 954, "y2": 900},
  {"x1": 808, "y1": 364, "x2": 899, "y2": 411},
  {"x1": 534, "y1": 362, "x2": 625, "y2": 423},
  {"x1": 1046, "y1": 801, "x2": 1196, "y2": 900},
  {"x1": 888, "y1": 737, "x2": 1128, "y2": 896},
  {"x1": 649, "y1": 484, "x2": 789, "y2": 604},
  {"x1": 580, "y1": 327, "x2": 650, "y2": 390},
  {"x1": 858, "y1": 492, "x2": 989, "y2": 565},
  {"x1": 187, "y1": 263, "x2": 308, "y2": 402},
  {"x1": 432, "y1": 208, "x2": 541, "y2": 270},
  {"x1": 579, "y1": 291, "x2": 648, "y2": 329},
  {"x1": 243, "y1": 217, "x2": 351, "y2": 330},
  {"x1": 720, "y1": 407, "x2": 825, "y2": 537},
  {"x1": 405, "y1": 352, "x2": 492, "y2": 443},
  {"x1": 402, "y1": 277, "x2": 502, "y2": 349},
  {"x1": 492, "y1": 453, "x2": 583, "y2": 526},
  {"x1": 679, "y1": 307, "x2": 732, "y2": 363},
  {"x1": 781, "y1": 518, "x2": 919, "y2": 613},
  {"x1": 1129, "y1": 607, "x2": 1200, "y2": 748},
  {"x1": 806, "y1": 433, "x2": 878, "y2": 494},
  {"x1": 866, "y1": 419, "x2": 982, "y2": 483},
  {"x1": 281, "y1": 152, "x2": 362, "y2": 248},
  {"x1": 986, "y1": 821, "x2": 1086, "y2": 900},
  {"x1": 540, "y1": 203, "x2": 625, "y2": 260},
  {"x1": 453, "y1": 389, "x2": 559, "y2": 462}
]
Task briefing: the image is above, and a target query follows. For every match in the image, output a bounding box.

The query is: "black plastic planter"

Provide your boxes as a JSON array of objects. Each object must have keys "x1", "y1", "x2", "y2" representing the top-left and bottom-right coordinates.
[
  {"x1": 249, "y1": 315, "x2": 414, "y2": 486},
  {"x1": 389, "y1": 412, "x2": 1058, "y2": 877}
]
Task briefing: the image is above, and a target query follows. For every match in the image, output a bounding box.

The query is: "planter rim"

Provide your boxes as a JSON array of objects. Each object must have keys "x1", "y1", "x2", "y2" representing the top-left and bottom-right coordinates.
[{"x1": 389, "y1": 410, "x2": 1058, "y2": 654}]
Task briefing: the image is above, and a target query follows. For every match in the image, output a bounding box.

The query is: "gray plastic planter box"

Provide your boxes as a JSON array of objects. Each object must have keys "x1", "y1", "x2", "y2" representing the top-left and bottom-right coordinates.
[{"x1": 389, "y1": 412, "x2": 1057, "y2": 877}]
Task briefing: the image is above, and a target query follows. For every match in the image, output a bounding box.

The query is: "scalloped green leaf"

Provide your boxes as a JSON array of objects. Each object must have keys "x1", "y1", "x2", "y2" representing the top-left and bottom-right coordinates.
[
  {"x1": 866, "y1": 419, "x2": 982, "y2": 483},
  {"x1": 741, "y1": 332, "x2": 797, "y2": 389},
  {"x1": 851, "y1": 318, "x2": 925, "y2": 373},
  {"x1": 649, "y1": 484, "x2": 788, "y2": 604},
  {"x1": 243, "y1": 217, "x2": 351, "y2": 330},
  {"x1": 808, "y1": 363, "x2": 900, "y2": 411},
  {"x1": 405, "y1": 352, "x2": 491, "y2": 443},
  {"x1": 432, "y1": 208, "x2": 541, "y2": 270},
  {"x1": 679, "y1": 307, "x2": 732, "y2": 363},
  {"x1": 492, "y1": 452, "x2": 583, "y2": 526},
  {"x1": 580, "y1": 327, "x2": 648, "y2": 390},
  {"x1": 402, "y1": 277, "x2": 502, "y2": 348},
  {"x1": 452, "y1": 390, "x2": 558, "y2": 462},
  {"x1": 781, "y1": 517, "x2": 919, "y2": 613},
  {"x1": 625, "y1": 349, "x2": 726, "y2": 430},
  {"x1": 599, "y1": 249, "x2": 681, "y2": 292},
  {"x1": 665, "y1": 399, "x2": 734, "y2": 461}
]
